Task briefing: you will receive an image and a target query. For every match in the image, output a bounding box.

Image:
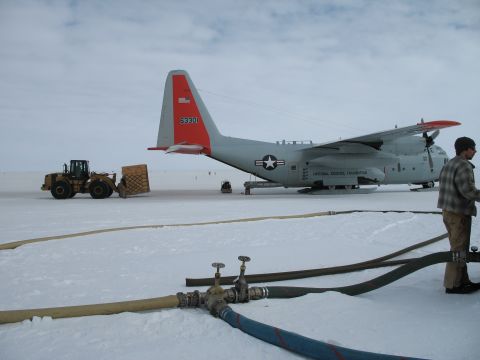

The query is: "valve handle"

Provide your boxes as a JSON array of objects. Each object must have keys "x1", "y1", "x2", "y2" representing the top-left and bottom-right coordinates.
[
  {"x1": 212, "y1": 262, "x2": 225, "y2": 272},
  {"x1": 238, "y1": 256, "x2": 251, "y2": 263},
  {"x1": 471, "y1": 246, "x2": 478, "y2": 253}
]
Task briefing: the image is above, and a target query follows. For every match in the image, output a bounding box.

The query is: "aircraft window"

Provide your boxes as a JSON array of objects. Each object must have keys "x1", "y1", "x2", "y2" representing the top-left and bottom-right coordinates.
[
  {"x1": 412, "y1": 167, "x2": 416, "y2": 171},
  {"x1": 291, "y1": 165, "x2": 297, "y2": 171}
]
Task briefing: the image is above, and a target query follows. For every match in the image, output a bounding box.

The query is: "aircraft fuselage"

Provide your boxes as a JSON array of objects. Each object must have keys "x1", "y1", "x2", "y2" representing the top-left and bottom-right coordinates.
[{"x1": 210, "y1": 137, "x2": 449, "y2": 188}]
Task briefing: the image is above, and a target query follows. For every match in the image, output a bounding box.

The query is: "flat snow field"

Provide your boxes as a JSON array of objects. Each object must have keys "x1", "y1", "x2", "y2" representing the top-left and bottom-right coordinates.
[{"x1": 0, "y1": 170, "x2": 479, "y2": 360}]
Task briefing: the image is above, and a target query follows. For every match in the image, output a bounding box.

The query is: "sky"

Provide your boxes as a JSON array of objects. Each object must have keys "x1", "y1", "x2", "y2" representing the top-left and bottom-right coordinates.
[{"x1": 0, "y1": 0, "x2": 479, "y2": 172}]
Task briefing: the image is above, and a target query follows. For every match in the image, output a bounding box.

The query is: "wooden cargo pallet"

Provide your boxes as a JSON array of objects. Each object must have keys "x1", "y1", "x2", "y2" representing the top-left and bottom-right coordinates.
[{"x1": 121, "y1": 164, "x2": 150, "y2": 196}]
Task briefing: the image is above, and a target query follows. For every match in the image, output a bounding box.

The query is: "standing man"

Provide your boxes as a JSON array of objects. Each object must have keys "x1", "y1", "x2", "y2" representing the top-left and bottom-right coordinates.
[{"x1": 438, "y1": 137, "x2": 480, "y2": 294}]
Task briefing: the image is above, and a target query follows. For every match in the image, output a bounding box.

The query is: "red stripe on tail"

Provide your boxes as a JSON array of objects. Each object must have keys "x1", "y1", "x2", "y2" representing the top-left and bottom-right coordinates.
[{"x1": 172, "y1": 75, "x2": 212, "y2": 155}]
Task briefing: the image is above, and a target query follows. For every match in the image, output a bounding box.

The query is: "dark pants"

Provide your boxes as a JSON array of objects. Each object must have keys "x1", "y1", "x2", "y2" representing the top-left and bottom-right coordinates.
[{"x1": 443, "y1": 210, "x2": 472, "y2": 288}]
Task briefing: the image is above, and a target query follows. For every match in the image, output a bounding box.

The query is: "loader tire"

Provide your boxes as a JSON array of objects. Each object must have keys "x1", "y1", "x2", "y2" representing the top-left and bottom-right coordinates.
[
  {"x1": 51, "y1": 181, "x2": 72, "y2": 199},
  {"x1": 90, "y1": 181, "x2": 108, "y2": 199},
  {"x1": 106, "y1": 186, "x2": 114, "y2": 198}
]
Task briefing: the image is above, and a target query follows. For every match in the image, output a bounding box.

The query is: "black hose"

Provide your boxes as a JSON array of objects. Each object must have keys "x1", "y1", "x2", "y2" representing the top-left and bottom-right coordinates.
[
  {"x1": 265, "y1": 252, "x2": 453, "y2": 298},
  {"x1": 185, "y1": 233, "x2": 448, "y2": 286}
]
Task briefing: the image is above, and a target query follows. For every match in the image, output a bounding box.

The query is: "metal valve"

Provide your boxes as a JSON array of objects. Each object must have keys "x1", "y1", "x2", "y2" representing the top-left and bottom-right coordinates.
[
  {"x1": 235, "y1": 255, "x2": 251, "y2": 303},
  {"x1": 212, "y1": 262, "x2": 225, "y2": 288},
  {"x1": 471, "y1": 246, "x2": 478, "y2": 253},
  {"x1": 206, "y1": 262, "x2": 226, "y2": 317}
]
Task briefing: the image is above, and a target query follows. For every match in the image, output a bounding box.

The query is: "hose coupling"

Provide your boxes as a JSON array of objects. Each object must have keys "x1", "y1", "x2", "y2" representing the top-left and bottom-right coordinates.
[
  {"x1": 177, "y1": 290, "x2": 204, "y2": 308},
  {"x1": 452, "y1": 250, "x2": 467, "y2": 263},
  {"x1": 248, "y1": 286, "x2": 267, "y2": 300}
]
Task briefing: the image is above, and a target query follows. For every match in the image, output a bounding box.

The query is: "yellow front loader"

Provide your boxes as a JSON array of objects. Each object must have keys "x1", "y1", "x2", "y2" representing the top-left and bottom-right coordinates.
[{"x1": 41, "y1": 160, "x2": 149, "y2": 199}]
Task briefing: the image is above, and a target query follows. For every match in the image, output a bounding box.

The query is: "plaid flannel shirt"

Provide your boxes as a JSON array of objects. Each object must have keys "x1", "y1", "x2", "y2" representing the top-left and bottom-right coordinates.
[{"x1": 437, "y1": 156, "x2": 480, "y2": 216}]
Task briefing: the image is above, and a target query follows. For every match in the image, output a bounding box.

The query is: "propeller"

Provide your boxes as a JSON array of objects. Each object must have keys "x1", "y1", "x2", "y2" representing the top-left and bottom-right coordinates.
[{"x1": 420, "y1": 119, "x2": 440, "y2": 172}]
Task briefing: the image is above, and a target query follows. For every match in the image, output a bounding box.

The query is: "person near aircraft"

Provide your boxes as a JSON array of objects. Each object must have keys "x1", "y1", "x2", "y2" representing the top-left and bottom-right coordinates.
[{"x1": 437, "y1": 137, "x2": 480, "y2": 294}]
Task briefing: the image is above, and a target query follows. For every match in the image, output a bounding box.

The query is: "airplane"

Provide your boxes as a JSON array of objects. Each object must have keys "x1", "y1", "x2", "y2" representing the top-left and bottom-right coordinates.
[{"x1": 149, "y1": 70, "x2": 461, "y2": 192}]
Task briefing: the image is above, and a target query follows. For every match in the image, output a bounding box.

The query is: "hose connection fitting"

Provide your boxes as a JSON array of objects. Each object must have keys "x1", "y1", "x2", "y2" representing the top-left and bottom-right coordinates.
[
  {"x1": 176, "y1": 256, "x2": 268, "y2": 314},
  {"x1": 452, "y1": 250, "x2": 467, "y2": 263},
  {"x1": 176, "y1": 290, "x2": 204, "y2": 308}
]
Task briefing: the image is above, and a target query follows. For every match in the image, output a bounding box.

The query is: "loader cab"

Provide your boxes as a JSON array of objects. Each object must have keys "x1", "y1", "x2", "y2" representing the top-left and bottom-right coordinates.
[{"x1": 69, "y1": 160, "x2": 89, "y2": 180}]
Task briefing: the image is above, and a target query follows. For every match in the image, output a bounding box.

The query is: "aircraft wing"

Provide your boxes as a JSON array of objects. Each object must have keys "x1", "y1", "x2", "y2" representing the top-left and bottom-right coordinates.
[{"x1": 307, "y1": 120, "x2": 461, "y2": 151}]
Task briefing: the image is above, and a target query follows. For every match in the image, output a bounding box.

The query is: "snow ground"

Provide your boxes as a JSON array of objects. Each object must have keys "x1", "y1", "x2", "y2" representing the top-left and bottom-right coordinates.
[{"x1": 0, "y1": 170, "x2": 479, "y2": 360}]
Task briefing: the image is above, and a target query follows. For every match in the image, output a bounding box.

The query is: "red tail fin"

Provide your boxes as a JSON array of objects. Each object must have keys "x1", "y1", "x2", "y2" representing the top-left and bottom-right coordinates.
[
  {"x1": 171, "y1": 74, "x2": 212, "y2": 154},
  {"x1": 149, "y1": 71, "x2": 222, "y2": 155}
]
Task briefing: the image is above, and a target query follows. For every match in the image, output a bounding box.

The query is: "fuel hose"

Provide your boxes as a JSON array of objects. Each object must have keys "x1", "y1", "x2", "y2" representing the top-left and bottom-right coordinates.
[
  {"x1": 219, "y1": 306, "x2": 426, "y2": 360},
  {"x1": 265, "y1": 251, "x2": 455, "y2": 298},
  {"x1": 0, "y1": 211, "x2": 338, "y2": 250},
  {"x1": 0, "y1": 209, "x2": 441, "y2": 251},
  {"x1": 185, "y1": 233, "x2": 448, "y2": 286},
  {"x1": 0, "y1": 295, "x2": 179, "y2": 325}
]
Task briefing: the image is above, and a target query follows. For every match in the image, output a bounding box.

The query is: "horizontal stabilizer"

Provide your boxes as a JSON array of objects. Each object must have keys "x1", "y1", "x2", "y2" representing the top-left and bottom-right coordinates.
[
  {"x1": 165, "y1": 144, "x2": 205, "y2": 154},
  {"x1": 148, "y1": 143, "x2": 205, "y2": 154}
]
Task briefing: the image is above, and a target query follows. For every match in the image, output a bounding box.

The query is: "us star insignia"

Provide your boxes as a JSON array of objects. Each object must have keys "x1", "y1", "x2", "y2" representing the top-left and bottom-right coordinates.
[{"x1": 255, "y1": 155, "x2": 285, "y2": 170}]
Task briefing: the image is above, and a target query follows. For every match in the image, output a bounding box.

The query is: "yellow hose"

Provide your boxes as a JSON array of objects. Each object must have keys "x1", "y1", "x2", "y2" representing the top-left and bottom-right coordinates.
[
  {"x1": 0, "y1": 211, "x2": 336, "y2": 250},
  {"x1": 0, "y1": 295, "x2": 179, "y2": 324}
]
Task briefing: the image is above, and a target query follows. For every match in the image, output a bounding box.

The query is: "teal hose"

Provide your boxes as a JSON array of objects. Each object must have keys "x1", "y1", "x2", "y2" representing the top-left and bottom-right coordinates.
[{"x1": 220, "y1": 306, "x2": 426, "y2": 360}]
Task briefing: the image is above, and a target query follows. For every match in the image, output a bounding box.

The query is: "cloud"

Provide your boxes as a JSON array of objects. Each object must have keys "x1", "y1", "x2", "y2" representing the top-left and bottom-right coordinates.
[{"x1": 0, "y1": 0, "x2": 479, "y2": 171}]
